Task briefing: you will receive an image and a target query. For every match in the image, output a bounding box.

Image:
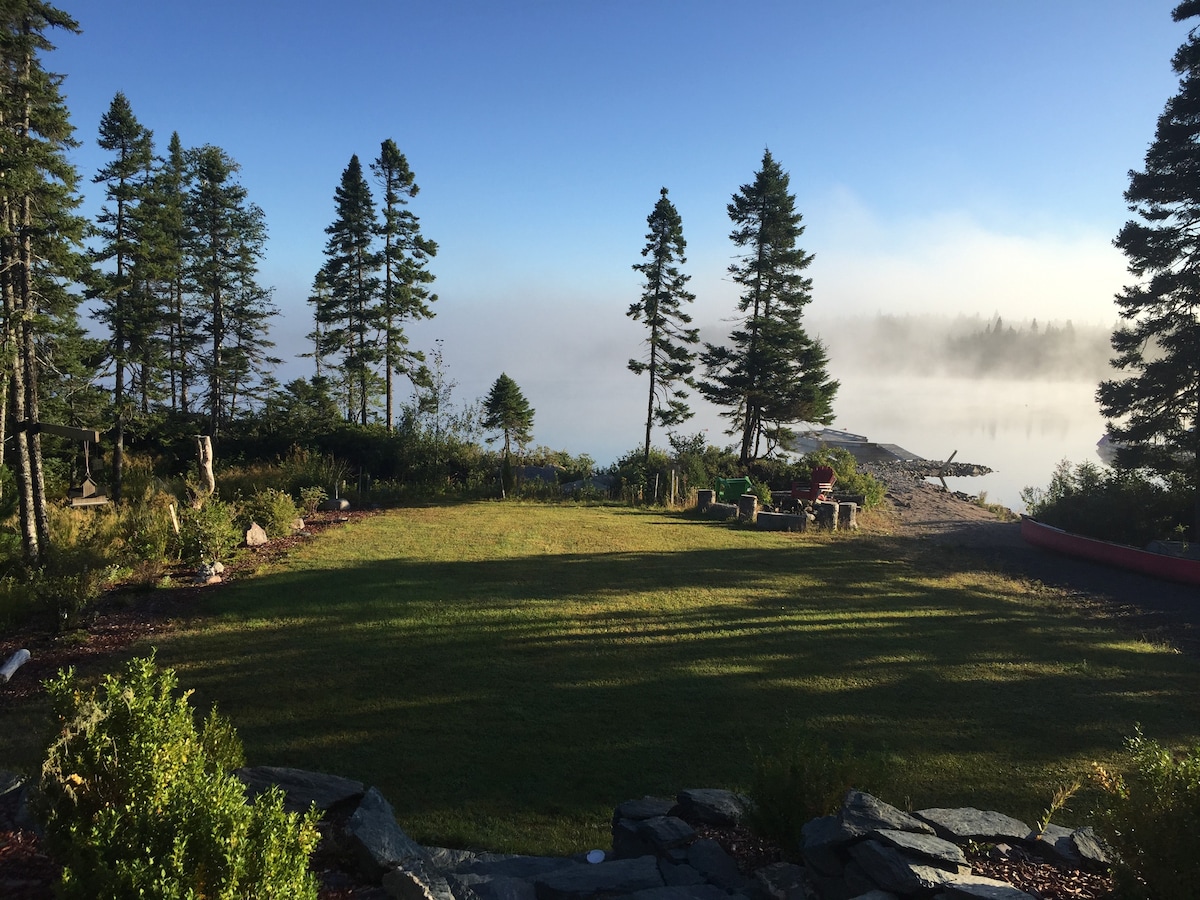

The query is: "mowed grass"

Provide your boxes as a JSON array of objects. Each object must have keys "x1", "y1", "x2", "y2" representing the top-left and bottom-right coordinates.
[{"x1": 9, "y1": 502, "x2": 1200, "y2": 854}]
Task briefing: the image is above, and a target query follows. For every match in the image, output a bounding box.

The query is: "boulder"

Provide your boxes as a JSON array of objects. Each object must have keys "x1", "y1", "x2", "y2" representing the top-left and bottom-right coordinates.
[
  {"x1": 235, "y1": 765, "x2": 364, "y2": 814},
  {"x1": 533, "y1": 855, "x2": 663, "y2": 900},
  {"x1": 673, "y1": 788, "x2": 751, "y2": 827},
  {"x1": 913, "y1": 808, "x2": 1030, "y2": 844},
  {"x1": 245, "y1": 521, "x2": 269, "y2": 547},
  {"x1": 345, "y1": 786, "x2": 429, "y2": 881},
  {"x1": 840, "y1": 791, "x2": 935, "y2": 838},
  {"x1": 319, "y1": 497, "x2": 352, "y2": 511}
]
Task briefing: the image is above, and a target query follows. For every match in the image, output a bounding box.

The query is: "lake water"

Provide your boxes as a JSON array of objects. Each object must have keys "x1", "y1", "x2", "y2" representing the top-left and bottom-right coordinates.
[{"x1": 830, "y1": 374, "x2": 1107, "y2": 512}]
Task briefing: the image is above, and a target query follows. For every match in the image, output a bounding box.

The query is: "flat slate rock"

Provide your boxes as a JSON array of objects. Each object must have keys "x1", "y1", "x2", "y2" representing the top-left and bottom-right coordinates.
[
  {"x1": 1034, "y1": 824, "x2": 1081, "y2": 866},
  {"x1": 235, "y1": 765, "x2": 364, "y2": 813},
  {"x1": 840, "y1": 791, "x2": 934, "y2": 837},
  {"x1": 613, "y1": 796, "x2": 677, "y2": 824},
  {"x1": 1070, "y1": 826, "x2": 1111, "y2": 870},
  {"x1": 941, "y1": 874, "x2": 1037, "y2": 900},
  {"x1": 637, "y1": 816, "x2": 696, "y2": 851},
  {"x1": 847, "y1": 841, "x2": 956, "y2": 895},
  {"x1": 686, "y1": 838, "x2": 744, "y2": 890},
  {"x1": 674, "y1": 788, "x2": 750, "y2": 827},
  {"x1": 912, "y1": 808, "x2": 1030, "y2": 844},
  {"x1": 533, "y1": 856, "x2": 664, "y2": 900},
  {"x1": 873, "y1": 829, "x2": 967, "y2": 868}
]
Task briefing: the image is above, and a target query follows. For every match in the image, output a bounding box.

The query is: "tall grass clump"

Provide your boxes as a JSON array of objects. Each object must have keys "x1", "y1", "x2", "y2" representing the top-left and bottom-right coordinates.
[
  {"x1": 1092, "y1": 728, "x2": 1200, "y2": 900},
  {"x1": 37, "y1": 655, "x2": 320, "y2": 899},
  {"x1": 746, "y1": 720, "x2": 888, "y2": 851}
]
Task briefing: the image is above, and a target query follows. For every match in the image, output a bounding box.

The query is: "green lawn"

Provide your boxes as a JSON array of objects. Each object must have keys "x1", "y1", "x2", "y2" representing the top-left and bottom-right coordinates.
[{"x1": 8, "y1": 502, "x2": 1200, "y2": 854}]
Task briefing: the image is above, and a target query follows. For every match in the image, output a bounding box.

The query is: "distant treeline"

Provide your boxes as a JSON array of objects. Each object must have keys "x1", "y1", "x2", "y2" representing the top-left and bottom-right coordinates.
[{"x1": 813, "y1": 314, "x2": 1115, "y2": 381}]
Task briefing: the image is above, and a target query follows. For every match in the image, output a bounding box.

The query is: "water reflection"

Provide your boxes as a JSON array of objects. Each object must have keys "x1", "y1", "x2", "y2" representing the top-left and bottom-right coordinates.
[{"x1": 830, "y1": 375, "x2": 1106, "y2": 513}]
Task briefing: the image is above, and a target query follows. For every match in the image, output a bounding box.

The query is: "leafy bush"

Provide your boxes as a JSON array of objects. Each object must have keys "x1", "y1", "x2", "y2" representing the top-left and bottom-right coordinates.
[
  {"x1": 38, "y1": 655, "x2": 319, "y2": 900},
  {"x1": 1022, "y1": 460, "x2": 1191, "y2": 544},
  {"x1": 241, "y1": 487, "x2": 300, "y2": 538},
  {"x1": 1092, "y1": 727, "x2": 1200, "y2": 900},
  {"x1": 746, "y1": 721, "x2": 885, "y2": 851},
  {"x1": 298, "y1": 485, "x2": 328, "y2": 517},
  {"x1": 176, "y1": 497, "x2": 241, "y2": 565}
]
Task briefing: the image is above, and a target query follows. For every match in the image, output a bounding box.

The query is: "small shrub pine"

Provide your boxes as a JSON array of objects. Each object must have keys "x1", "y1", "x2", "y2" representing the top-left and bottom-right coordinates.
[
  {"x1": 176, "y1": 497, "x2": 241, "y2": 564},
  {"x1": 37, "y1": 655, "x2": 320, "y2": 899},
  {"x1": 241, "y1": 487, "x2": 300, "y2": 538},
  {"x1": 1092, "y1": 727, "x2": 1200, "y2": 900}
]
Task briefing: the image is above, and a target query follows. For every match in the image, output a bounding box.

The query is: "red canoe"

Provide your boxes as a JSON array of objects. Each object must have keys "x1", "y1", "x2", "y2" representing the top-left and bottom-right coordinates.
[{"x1": 1020, "y1": 517, "x2": 1200, "y2": 587}]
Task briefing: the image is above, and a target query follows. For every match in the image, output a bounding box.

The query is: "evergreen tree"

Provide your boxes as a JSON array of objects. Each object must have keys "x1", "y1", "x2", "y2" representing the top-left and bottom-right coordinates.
[
  {"x1": 628, "y1": 187, "x2": 698, "y2": 462},
  {"x1": 699, "y1": 150, "x2": 837, "y2": 464},
  {"x1": 371, "y1": 139, "x2": 437, "y2": 430},
  {"x1": 1099, "y1": 0, "x2": 1200, "y2": 535},
  {"x1": 184, "y1": 145, "x2": 271, "y2": 436},
  {"x1": 319, "y1": 155, "x2": 380, "y2": 425},
  {"x1": 0, "y1": 0, "x2": 87, "y2": 560},
  {"x1": 482, "y1": 373, "x2": 534, "y2": 459},
  {"x1": 91, "y1": 91, "x2": 152, "y2": 503}
]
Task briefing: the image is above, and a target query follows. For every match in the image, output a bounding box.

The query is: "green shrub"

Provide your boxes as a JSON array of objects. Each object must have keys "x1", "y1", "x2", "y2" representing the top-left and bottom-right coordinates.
[
  {"x1": 746, "y1": 721, "x2": 886, "y2": 851},
  {"x1": 1092, "y1": 727, "x2": 1200, "y2": 900},
  {"x1": 298, "y1": 485, "x2": 328, "y2": 517},
  {"x1": 241, "y1": 487, "x2": 300, "y2": 538},
  {"x1": 1022, "y1": 460, "x2": 1190, "y2": 544},
  {"x1": 37, "y1": 655, "x2": 320, "y2": 900},
  {"x1": 177, "y1": 497, "x2": 241, "y2": 565}
]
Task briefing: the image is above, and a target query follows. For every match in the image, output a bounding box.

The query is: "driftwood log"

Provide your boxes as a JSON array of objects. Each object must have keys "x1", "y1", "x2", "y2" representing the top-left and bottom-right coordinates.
[
  {"x1": 193, "y1": 435, "x2": 216, "y2": 508},
  {"x1": 0, "y1": 649, "x2": 30, "y2": 684}
]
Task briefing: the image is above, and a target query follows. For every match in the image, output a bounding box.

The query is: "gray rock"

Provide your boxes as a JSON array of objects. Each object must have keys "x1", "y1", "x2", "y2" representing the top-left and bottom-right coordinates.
[
  {"x1": 0, "y1": 771, "x2": 24, "y2": 797},
  {"x1": 658, "y1": 858, "x2": 708, "y2": 887},
  {"x1": 637, "y1": 816, "x2": 696, "y2": 851},
  {"x1": 847, "y1": 840, "x2": 956, "y2": 895},
  {"x1": 319, "y1": 497, "x2": 352, "y2": 511},
  {"x1": 704, "y1": 502, "x2": 738, "y2": 520},
  {"x1": 235, "y1": 765, "x2": 364, "y2": 814},
  {"x1": 612, "y1": 819, "x2": 654, "y2": 859},
  {"x1": 754, "y1": 861, "x2": 809, "y2": 900},
  {"x1": 940, "y1": 874, "x2": 1036, "y2": 899},
  {"x1": 840, "y1": 791, "x2": 935, "y2": 837},
  {"x1": 873, "y1": 829, "x2": 967, "y2": 869},
  {"x1": 533, "y1": 856, "x2": 663, "y2": 900},
  {"x1": 627, "y1": 887, "x2": 735, "y2": 900},
  {"x1": 446, "y1": 872, "x2": 535, "y2": 900},
  {"x1": 453, "y1": 855, "x2": 578, "y2": 880},
  {"x1": 801, "y1": 815, "x2": 853, "y2": 877},
  {"x1": 674, "y1": 788, "x2": 751, "y2": 826},
  {"x1": 913, "y1": 808, "x2": 1030, "y2": 844},
  {"x1": 346, "y1": 787, "x2": 429, "y2": 881},
  {"x1": 614, "y1": 796, "x2": 676, "y2": 824},
  {"x1": 847, "y1": 892, "x2": 899, "y2": 900},
  {"x1": 1070, "y1": 826, "x2": 1111, "y2": 871},
  {"x1": 1031, "y1": 824, "x2": 1081, "y2": 866},
  {"x1": 686, "y1": 838, "x2": 744, "y2": 890},
  {"x1": 245, "y1": 521, "x2": 269, "y2": 546}
]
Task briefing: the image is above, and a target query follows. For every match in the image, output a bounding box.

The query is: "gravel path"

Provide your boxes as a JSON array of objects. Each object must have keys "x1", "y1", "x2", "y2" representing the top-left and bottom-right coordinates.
[{"x1": 866, "y1": 463, "x2": 1200, "y2": 657}]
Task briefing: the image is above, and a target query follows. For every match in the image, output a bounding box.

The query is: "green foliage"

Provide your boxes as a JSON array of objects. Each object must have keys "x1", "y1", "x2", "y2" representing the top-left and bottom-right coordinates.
[
  {"x1": 177, "y1": 497, "x2": 241, "y2": 564},
  {"x1": 483, "y1": 373, "x2": 535, "y2": 457},
  {"x1": 1092, "y1": 727, "x2": 1200, "y2": 900},
  {"x1": 1022, "y1": 460, "x2": 1191, "y2": 543},
  {"x1": 747, "y1": 721, "x2": 885, "y2": 851},
  {"x1": 241, "y1": 487, "x2": 300, "y2": 538},
  {"x1": 37, "y1": 655, "x2": 319, "y2": 900},
  {"x1": 298, "y1": 486, "x2": 328, "y2": 517}
]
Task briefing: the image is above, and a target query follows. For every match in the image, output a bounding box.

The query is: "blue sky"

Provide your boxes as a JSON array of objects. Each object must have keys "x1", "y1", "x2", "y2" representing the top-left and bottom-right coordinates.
[{"x1": 47, "y1": 1, "x2": 1187, "y2": 463}]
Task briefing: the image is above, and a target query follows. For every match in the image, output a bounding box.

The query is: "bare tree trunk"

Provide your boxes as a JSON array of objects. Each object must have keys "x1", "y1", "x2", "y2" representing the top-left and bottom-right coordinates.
[{"x1": 194, "y1": 434, "x2": 215, "y2": 508}]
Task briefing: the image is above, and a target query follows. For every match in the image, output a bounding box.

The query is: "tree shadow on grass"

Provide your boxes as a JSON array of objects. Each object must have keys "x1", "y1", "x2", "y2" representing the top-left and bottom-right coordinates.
[{"x1": 139, "y1": 534, "x2": 1200, "y2": 851}]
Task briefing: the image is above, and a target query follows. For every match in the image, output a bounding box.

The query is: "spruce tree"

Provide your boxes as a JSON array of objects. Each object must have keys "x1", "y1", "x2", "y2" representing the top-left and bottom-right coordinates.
[
  {"x1": 482, "y1": 373, "x2": 534, "y2": 459},
  {"x1": 371, "y1": 139, "x2": 437, "y2": 430},
  {"x1": 91, "y1": 91, "x2": 152, "y2": 503},
  {"x1": 700, "y1": 150, "x2": 838, "y2": 465},
  {"x1": 0, "y1": 0, "x2": 87, "y2": 559},
  {"x1": 319, "y1": 155, "x2": 381, "y2": 425},
  {"x1": 628, "y1": 187, "x2": 698, "y2": 462},
  {"x1": 184, "y1": 145, "x2": 270, "y2": 436},
  {"x1": 1098, "y1": 0, "x2": 1200, "y2": 536}
]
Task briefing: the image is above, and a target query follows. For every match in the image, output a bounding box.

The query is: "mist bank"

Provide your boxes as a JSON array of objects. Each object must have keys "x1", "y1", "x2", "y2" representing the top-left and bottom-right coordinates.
[{"x1": 810, "y1": 313, "x2": 1115, "y2": 382}]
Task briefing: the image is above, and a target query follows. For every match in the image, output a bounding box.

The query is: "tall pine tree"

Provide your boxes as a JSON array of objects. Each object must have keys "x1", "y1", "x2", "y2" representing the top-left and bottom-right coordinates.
[
  {"x1": 1098, "y1": 0, "x2": 1200, "y2": 536},
  {"x1": 628, "y1": 187, "x2": 698, "y2": 462},
  {"x1": 371, "y1": 139, "x2": 437, "y2": 431},
  {"x1": 0, "y1": 0, "x2": 87, "y2": 559},
  {"x1": 184, "y1": 145, "x2": 270, "y2": 436},
  {"x1": 700, "y1": 150, "x2": 837, "y2": 465},
  {"x1": 319, "y1": 155, "x2": 381, "y2": 425},
  {"x1": 91, "y1": 91, "x2": 152, "y2": 503}
]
